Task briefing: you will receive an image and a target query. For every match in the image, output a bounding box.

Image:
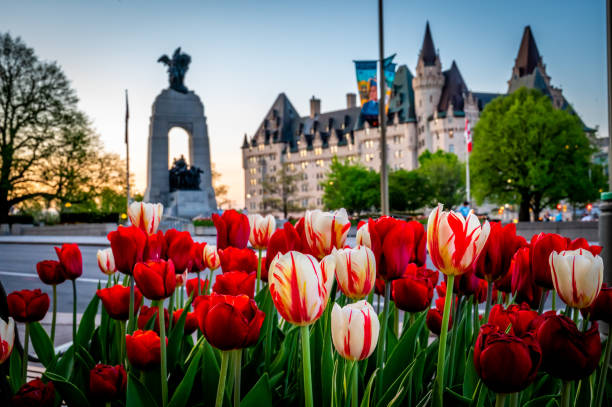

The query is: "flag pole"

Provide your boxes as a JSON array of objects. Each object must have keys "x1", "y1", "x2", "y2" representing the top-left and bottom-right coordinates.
[
  {"x1": 465, "y1": 118, "x2": 471, "y2": 204},
  {"x1": 378, "y1": 0, "x2": 389, "y2": 215},
  {"x1": 125, "y1": 89, "x2": 130, "y2": 218}
]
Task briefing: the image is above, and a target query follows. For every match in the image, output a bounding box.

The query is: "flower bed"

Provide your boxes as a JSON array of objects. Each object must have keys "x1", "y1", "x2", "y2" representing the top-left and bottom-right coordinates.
[{"x1": 1, "y1": 202, "x2": 611, "y2": 407}]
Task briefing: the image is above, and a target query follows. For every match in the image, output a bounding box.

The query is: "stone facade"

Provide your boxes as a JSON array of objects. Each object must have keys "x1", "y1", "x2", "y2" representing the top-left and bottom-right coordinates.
[{"x1": 242, "y1": 23, "x2": 593, "y2": 217}]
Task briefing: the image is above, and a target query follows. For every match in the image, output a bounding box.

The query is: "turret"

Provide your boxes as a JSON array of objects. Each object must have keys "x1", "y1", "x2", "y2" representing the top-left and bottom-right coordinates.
[{"x1": 412, "y1": 22, "x2": 445, "y2": 123}]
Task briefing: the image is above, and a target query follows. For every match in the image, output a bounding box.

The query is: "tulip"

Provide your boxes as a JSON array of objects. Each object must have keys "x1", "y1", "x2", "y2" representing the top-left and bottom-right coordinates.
[
  {"x1": 172, "y1": 308, "x2": 199, "y2": 335},
  {"x1": 355, "y1": 222, "x2": 371, "y2": 248},
  {"x1": 0, "y1": 317, "x2": 15, "y2": 364},
  {"x1": 11, "y1": 379, "x2": 55, "y2": 407},
  {"x1": 550, "y1": 248, "x2": 603, "y2": 309},
  {"x1": 190, "y1": 241, "x2": 207, "y2": 272},
  {"x1": 426, "y1": 296, "x2": 453, "y2": 336},
  {"x1": 213, "y1": 271, "x2": 256, "y2": 298},
  {"x1": 219, "y1": 247, "x2": 258, "y2": 274},
  {"x1": 294, "y1": 217, "x2": 317, "y2": 256},
  {"x1": 128, "y1": 201, "x2": 163, "y2": 235},
  {"x1": 7, "y1": 289, "x2": 49, "y2": 323},
  {"x1": 568, "y1": 237, "x2": 602, "y2": 255},
  {"x1": 331, "y1": 301, "x2": 379, "y2": 361},
  {"x1": 107, "y1": 225, "x2": 147, "y2": 274},
  {"x1": 530, "y1": 233, "x2": 569, "y2": 290},
  {"x1": 334, "y1": 245, "x2": 376, "y2": 300},
  {"x1": 175, "y1": 270, "x2": 188, "y2": 287},
  {"x1": 125, "y1": 330, "x2": 165, "y2": 370},
  {"x1": 165, "y1": 229, "x2": 194, "y2": 273},
  {"x1": 582, "y1": 283, "x2": 612, "y2": 323},
  {"x1": 144, "y1": 230, "x2": 166, "y2": 261},
  {"x1": 186, "y1": 277, "x2": 209, "y2": 297},
  {"x1": 248, "y1": 214, "x2": 275, "y2": 249},
  {"x1": 137, "y1": 305, "x2": 169, "y2": 333},
  {"x1": 89, "y1": 364, "x2": 127, "y2": 401},
  {"x1": 204, "y1": 244, "x2": 221, "y2": 270},
  {"x1": 212, "y1": 209, "x2": 250, "y2": 250},
  {"x1": 304, "y1": 209, "x2": 351, "y2": 260},
  {"x1": 510, "y1": 246, "x2": 544, "y2": 310},
  {"x1": 97, "y1": 285, "x2": 143, "y2": 321},
  {"x1": 54, "y1": 243, "x2": 82, "y2": 280},
  {"x1": 265, "y1": 222, "x2": 302, "y2": 281},
  {"x1": 96, "y1": 248, "x2": 116, "y2": 276},
  {"x1": 133, "y1": 260, "x2": 176, "y2": 301},
  {"x1": 488, "y1": 303, "x2": 538, "y2": 336},
  {"x1": 474, "y1": 324, "x2": 541, "y2": 394},
  {"x1": 392, "y1": 265, "x2": 436, "y2": 313},
  {"x1": 36, "y1": 260, "x2": 65, "y2": 285}
]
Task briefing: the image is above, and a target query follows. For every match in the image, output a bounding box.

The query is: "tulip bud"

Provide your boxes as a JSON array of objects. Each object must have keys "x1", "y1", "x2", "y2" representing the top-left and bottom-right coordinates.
[
  {"x1": 265, "y1": 222, "x2": 302, "y2": 280},
  {"x1": 165, "y1": 229, "x2": 194, "y2": 273},
  {"x1": 550, "y1": 249, "x2": 603, "y2": 309},
  {"x1": 510, "y1": 247, "x2": 543, "y2": 310},
  {"x1": 128, "y1": 201, "x2": 163, "y2": 235},
  {"x1": 172, "y1": 309, "x2": 199, "y2": 335},
  {"x1": 0, "y1": 317, "x2": 15, "y2": 364},
  {"x1": 55, "y1": 243, "x2": 82, "y2": 280},
  {"x1": 427, "y1": 204, "x2": 490, "y2": 276},
  {"x1": 219, "y1": 247, "x2": 258, "y2": 274},
  {"x1": 11, "y1": 379, "x2": 55, "y2": 407},
  {"x1": 97, "y1": 248, "x2": 116, "y2": 275},
  {"x1": 107, "y1": 225, "x2": 147, "y2": 275},
  {"x1": 355, "y1": 223, "x2": 371, "y2": 248},
  {"x1": 581, "y1": 283, "x2": 612, "y2": 323},
  {"x1": 269, "y1": 251, "x2": 331, "y2": 326},
  {"x1": 175, "y1": 270, "x2": 188, "y2": 287},
  {"x1": 204, "y1": 244, "x2": 221, "y2": 270},
  {"x1": 36, "y1": 260, "x2": 66, "y2": 285},
  {"x1": 427, "y1": 296, "x2": 453, "y2": 335},
  {"x1": 125, "y1": 330, "x2": 165, "y2": 370},
  {"x1": 474, "y1": 222, "x2": 526, "y2": 282},
  {"x1": 392, "y1": 265, "x2": 436, "y2": 313},
  {"x1": 304, "y1": 209, "x2": 351, "y2": 260},
  {"x1": 89, "y1": 364, "x2": 127, "y2": 401},
  {"x1": 331, "y1": 301, "x2": 379, "y2": 361},
  {"x1": 248, "y1": 214, "x2": 276, "y2": 249},
  {"x1": 144, "y1": 231, "x2": 166, "y2": 262},
  {"x1": 212, "y1": 209, "x2": 250, "y2": 249},
  {"x1": 97, "y1": 285, "x2": 143, "y2": 321},
  {"x1": 334, "y1": 246, "x2": 376, "y2": 300},
  {"x1": 133, "y1": 260, "x2": 177, "y2": 300},
  {"x1": 7, "y1": 289, "x2": 50, "y2": 323},
  {"x1": 213, "y1": 271, "x2": 256, "y2": 298},
  {"x1": 137, "y1": 305, "x2": 169, "y2": 333},
  {"x1": 190, "y1": 241, "x2": 207, "y2": 272},
  {"x1": 186, "y1": 277, "x2": 209, "y2": 297}
]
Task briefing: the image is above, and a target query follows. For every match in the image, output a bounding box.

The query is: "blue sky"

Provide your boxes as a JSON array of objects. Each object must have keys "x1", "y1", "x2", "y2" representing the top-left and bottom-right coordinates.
[{"x1": 2, "y1": 1, "x2": 607, "y2": 207}]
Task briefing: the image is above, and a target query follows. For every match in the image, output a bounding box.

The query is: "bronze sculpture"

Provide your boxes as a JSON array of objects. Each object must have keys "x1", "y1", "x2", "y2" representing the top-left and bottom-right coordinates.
[{"x1": 158, "y1": 47, "x2": 191, "y2": 94}]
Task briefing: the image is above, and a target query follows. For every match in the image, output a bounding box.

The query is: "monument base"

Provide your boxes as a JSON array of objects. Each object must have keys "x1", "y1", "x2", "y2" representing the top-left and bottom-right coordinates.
[{"x1": 165, "y1": 190, "x2": 216, "y2": 219}]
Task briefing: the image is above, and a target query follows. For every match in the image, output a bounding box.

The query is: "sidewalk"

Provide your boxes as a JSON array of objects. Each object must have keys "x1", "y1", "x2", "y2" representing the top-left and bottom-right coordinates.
[{"x1": 0, "y1": 235, "x2": 216, "y2": 246}]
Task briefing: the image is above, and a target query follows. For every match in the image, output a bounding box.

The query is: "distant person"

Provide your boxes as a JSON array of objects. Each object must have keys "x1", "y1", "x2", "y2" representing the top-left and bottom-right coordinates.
[
  {"x1": 458, "y1": 201, "x2": 470, "y2": 218},
  {"x1": 555, "y1": 212, "x2": 563, "y2": 222},
  {"x1": 581, "y1": 213, "x2": 593, "y2": 221},
  {"x1": 543, "y1": 210, "x2": 551, "y2": 222}
]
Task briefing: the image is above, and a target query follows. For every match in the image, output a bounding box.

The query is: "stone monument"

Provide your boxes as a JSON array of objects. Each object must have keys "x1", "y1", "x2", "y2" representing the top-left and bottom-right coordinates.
[{"x1": 144, "y1": 47, "x2": 217, "y2": 218}]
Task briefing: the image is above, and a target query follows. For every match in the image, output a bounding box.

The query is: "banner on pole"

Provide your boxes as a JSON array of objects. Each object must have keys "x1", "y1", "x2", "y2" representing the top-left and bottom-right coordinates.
[
  {"x1": 383, "y1": 54, "x2": 396, "y2": 113},
  {"x1": 353, "y1": 54, "x2": 396, "y2": 124}
]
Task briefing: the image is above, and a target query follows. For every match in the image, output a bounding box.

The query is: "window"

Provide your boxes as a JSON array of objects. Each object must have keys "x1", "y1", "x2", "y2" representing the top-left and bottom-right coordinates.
[
  {"x1": 249, "y1": 157, "x2": 257, "y2": 164},
  {"x1": 301, "y1": 184, "x2": 309, "y2": 192},
  {"x1": 250, "y1": 179, "x2": 257, "y2": 185},
  {"x1": 365, "y1": 154, "x2": 374, "y2": 162},
  {"x1": 301, "y1": 162, "x2": 308, "y2": 169},
  {"x1": 449, "y1": 144, "x2": 454, "y2": 153},
  {"x1": 300, "y1": 150, "x2": 307, "y2": 157},
  {"x1": 302, "y1": 198, "x2": 309, "y2": 207},
  {"x1": 315, "y1": 147, "x2": 322, "y2": 155},
  {"x1": 316, "y1": 159, "x2": 324, "y2": 167},
  {"x1": 348, "y1": 144, "x2": 353, "y2": 151},
  {"x1": 364, "y1": 140, "x2": 374, "y2": 149},
  {"x1": 394, "y1": 150, "x2": 403, "y2": 158},
  {"x1": 317, "y1": 198, "x2": 323, "y2": 206},
  {"x1": 258, "y1": 145, "x2": 264, "y2": 151},
  {"x1": 330, "y1": 146, "x2": 338, "y2": 153},
  {"x1": 287, "y1": 151, "x2": 292, "y2": 159},
  {"x1": 249, "y1": 168, "x2": 256, "y2": 175},
  {"x1": 449, "y1": 130, "x2": 454, "y2": 139},
  {"x1": 289, "y1": 163, "x2": 295, "y2": 171}
]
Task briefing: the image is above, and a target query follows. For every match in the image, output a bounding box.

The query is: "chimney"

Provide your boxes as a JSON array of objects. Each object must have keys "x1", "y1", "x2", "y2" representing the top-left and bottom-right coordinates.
[
  {"x1": 346, "y1": 93, "x2": 357, "y2": 108},
  {"x1": 310, "y1": 96, "x2": 321, "y2": 118}
]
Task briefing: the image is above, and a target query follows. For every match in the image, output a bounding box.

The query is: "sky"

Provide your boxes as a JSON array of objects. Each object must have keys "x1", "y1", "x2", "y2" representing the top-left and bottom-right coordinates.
[{"x1": 2, "y1": 1, "x2": 608, "y2": 208}]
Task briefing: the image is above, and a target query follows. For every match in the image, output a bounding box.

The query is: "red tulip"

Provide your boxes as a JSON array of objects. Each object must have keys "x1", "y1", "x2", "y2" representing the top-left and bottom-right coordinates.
[
  {"x1": 392, "y1": 264, "x2": 435, "y2": 312},
  {"x1": 568, "y1": 237, "x2": 602, "y2": 255},
  {"x1": 172, "y1": 309, "x2": 199, "y2": 335},
  {"x1": 474, "y1": 324, "x2": 541, "y2": 393},
  {"x1": 212, "y1": 271, "x2": 256, "y2": 298},
  {"x1": 137, "y1": 305, "x2": 169, "y2": 333},
  {"x1": 374, "y1": 276, "x2": 385, "y2": 296},
  {"x1": 488, "y1": 303, "x2": 539, "y2": 336},
  {"x1": 190, "y1": 241, "x2": 207, "y2": 272},
  {"x1": 531, "y1": 233, "x2": 569, "y2": 289},
  {"x1": 165, "y1": 229, "x2": 194, "y2": 273},
  {"x1": 36, "y1": 260, "x2": 65, "y2": 285},
  {"x1": 427, "y1": 296, "x2": 453, "y2": 335},
  {"x1": 7, "y1": 289, "x2": 49, "y2": 323},
  {"x1": 144, "y1": 230, "x2": 166, "y2": 261},
  {"x1": 54, "y1": 243, "x2": 82, "y2": 280},
  {"x1": 219, "y1": 247, "x2": 258, "y2": 274},
  {"x1": 535, "y1": 313, "x2": 601, "y2": 380},
  {"x1": 294, "y1": 217, "x2": 317, "y2": 256},
  {"x1": 212, "y1": 209, "x2": 250, "y2": 250},
  {"x1": 107, "y1": 225, "x2": 147, "y2": 274},
  {"x1": 195, "y1": 294, "x2": 264, "y2": 350},
  {"x1": 133, "y1": 260, "x2": 176, "y2": 300},
  {"x1": 474, "y1": 222, "x2": 526, "y2": 282},
  {"x1": 186, "y1": 277, "x2": 209, "y2": 297},
  {"x1": 582, "y1": 283, "x2": 612, "y2": 323},
  {"x1": 97, "y1": 285, "x2": 142, "y2": 321},
  {"x1": 89, "y1": 364, "x2": 127, "y2": 401},
  {"x1": 494, "y1": 267, "x2": 513, "y2": 293},
  {"x1": 125, "y1": 330, "x2": 165, "y2": 370},
  {"x1": 510, "y1": 246, "x2": 544, "y2": 310},
  {"x1": 11, "y1": 379, "x2": 55, "y2": 407},
  {"x1": 265, "y1": 222, "x2": 302, "y2": 281}
]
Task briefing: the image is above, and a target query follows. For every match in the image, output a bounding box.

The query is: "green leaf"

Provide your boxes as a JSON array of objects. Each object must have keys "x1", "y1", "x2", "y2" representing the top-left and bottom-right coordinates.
[
  {"x1": 76, "y1": 292, "x2": 100, "y2": 347},
  {"x1": 242, "y1": 373, "x2": 273, "y2": 407},
  {"x1": 126, "y1": 371, "x2": 159, "y2": 407},
  {"x1": 200, "y1": 340, "x2": 221, "y2": 407},
  {"x1": 167, "y1": 307, "x2": 189, "y2": 370},
  {"x1": 168, "y1": 345, "x2": 202, "y2": 407},
  {"x1": 75, "y1": 345, "x2": 95, "y2": 371},
  {"x1": 43, "y1": 371, "x2": 91, "y2": 407},
  {"x1": 360, "y1": 369, "x2": 377, "y2": 407},
  {"x1": 29, "y1": 322, "x2": 56, "y2": 368},
  {"x1": 51, "y1": 345, "x2": 75, "y2": 379},
  {"x1": 522, "y1": 394, "x2": 559, "y2": 407},
  {"x1": 9, "y1": 343, "x2": 22, "y2": 392},
  {"x1": 445, "y1": 386, "x2": 471, "y2": 406},
  {"x1": 383, "y1": 310, "x2": 426, "y2": 388}
]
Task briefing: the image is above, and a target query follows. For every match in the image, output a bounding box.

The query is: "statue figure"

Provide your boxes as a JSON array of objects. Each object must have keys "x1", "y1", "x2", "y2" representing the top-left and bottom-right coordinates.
[
  {"x1": 169, "y1": 155, "x2": 203, "y2": 191},
  {"x1": 158, "y1": 47, "x2": 191, "y2": 94}
]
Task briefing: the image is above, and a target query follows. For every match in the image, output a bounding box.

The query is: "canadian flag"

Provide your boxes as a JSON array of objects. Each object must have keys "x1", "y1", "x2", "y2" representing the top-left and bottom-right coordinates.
[{"x1": 465, "y1": 118, "x2": 472, "y2": 153}]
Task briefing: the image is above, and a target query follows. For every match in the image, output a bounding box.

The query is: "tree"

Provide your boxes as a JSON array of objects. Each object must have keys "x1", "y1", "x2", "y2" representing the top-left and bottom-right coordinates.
[
  {"x1": 211, "y1": 163, "x2": 230, "y2": 208},
  {"x1": 261, "y1": 161, "x2": 302, "y2": 218},
  {"x1": 389, "y1": 169, "x2": 431, "y2": 212},
  {"x1": 322, "y1": 158, "x2": 379, "y2": 215},
  {"x1": 471, "y1": 87, "x2": 600, "y2": 221},
  {"x1": 417, "y1": 150, "x2": 465, "y2": 209}
]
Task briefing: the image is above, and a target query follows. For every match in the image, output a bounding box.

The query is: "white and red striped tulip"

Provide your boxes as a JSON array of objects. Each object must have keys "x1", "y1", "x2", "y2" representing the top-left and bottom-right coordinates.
[
  {"x1": 128, "y1": 201, "x2": 163, "y2": 235},
  {"x1": 175, "y1": 270, "x2": 189, "y2": 287},
  {"x1": 550, "y1": 248, "x2": 603, "y2": 309},
  {"x1": 331, "y1": 301, "x2": 379, "y2": 361},
  {"x1": 97, "y1": 248, "x2": 116, "y2": 275},
  {"x1": 355, "y1": 223, "x2": 371, "y2": 248},
  {"x1": 203, "y1": 244, "x2": 221, "y2": 270},
  {"x1": 248, "y1": 214, "x2": 275, "y2": 250},
  {"x1": 334, "y1": 246, "x2": 376, "y2": 300},
  {"x1": 304, "y1": 209, "x2": 351, "y2": 260},
  {"x1": 427, "y1": 204, "x2": 490, "y2": 276},
  {"x1": 268, "y1": 251, "x2": 332, "y2": 326},
  {"x1": 0, "y1": 317, "x2": 14, "y2": 364}
]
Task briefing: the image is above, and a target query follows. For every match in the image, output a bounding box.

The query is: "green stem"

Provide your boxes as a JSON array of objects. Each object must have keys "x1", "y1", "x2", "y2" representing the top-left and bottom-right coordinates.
[
  {"x1": 107, "y1": 274, "x2": 112, "y2": 288},
  {"x1": 572, "y1": 307, "x2": 580, "y2": 326},
  {"x1": 551, "y1": 291, "x2": 556, "y2": 311},
  {"x1": 484, "y1": 281, "x2": 494, "y2": 323},
  {"x1": 434, "y1": 274, "x2": 455, "y2": 407},
  {"x1": 233, "y1": 349, "x2": 242, "y2": 407},
  {"x1": 538, "y1": 290, "x2": 547, "y2": 314},
  {"x1": 106, "y1": 402, "x2": 111, "y2": 407},
  {"x1": 158, "y1": 301, "x2": 168, "y2": 407},
  {"x1": 208, "y1": 268, "x2": 214, "y2": 295},
  {"x1": 495, "y1": 393, "x2": 507, "y2": 407},
  {"x1": 448, "y1": 296, "x2": 461, "y2": 385},
  {"x1": 393, "y1": 306, "x2": 399, "y2": 338},
  {"x1": 264, "y1": 297, "x2": 275, "y2": 371},
  {"x1": 595, "y1": 333, "x2": 612, "y2": 407},
  {"x1": 197, "y1": 271, "x2": 201, "y2": 296},
  {"x1": 167, "y1": 291, "x2": 175, "y2": 331},
  {"x1": 375, "y1": 281, "x2": 391, "y2": 401},
  {"x1": 120, "y1": 321, "x2": 126, "y2": 367},
  {"x1": 473, "y1": 301, "x2": 479, "y2": 333},
  {"x1": 216, "y1": 351, "x2": 230, "y2": 407},
  {"x1": 508, "y1": 392, "x2": 518, "y2": 407},
  {"x1": 560, "y1": 380, "x2": 571, "y2": 407},
  {"x1": 128, "y1": 276, "x2": 136, "y2": 334},
  {"x1": 22, "y1": 323, "x2": 30, "y2": 385},
  {"x1": 71, "y1": 279, "x2": 77, "y2": 345},
  {"x1": 301, "y1": 325, "x2": 313, "y2": 407},
  {"x1": 351, "y1": 360, "x2": 358, "y2": 407},
  {"x1": 256, "y1": 249, "x2": 263, "y2": 294},
  {"x1": 51, "y1": 284, "x2": 57, "y2": 345}
]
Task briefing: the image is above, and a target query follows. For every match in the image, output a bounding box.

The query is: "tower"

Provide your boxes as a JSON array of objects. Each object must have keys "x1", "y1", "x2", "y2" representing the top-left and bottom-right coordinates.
[{"x1": 412, "y1": 22, "x2": 445, "y2": 123}]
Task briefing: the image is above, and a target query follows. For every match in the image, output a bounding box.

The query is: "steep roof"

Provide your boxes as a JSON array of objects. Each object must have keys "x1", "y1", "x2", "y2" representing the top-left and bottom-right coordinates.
[
  {"x1": 514, "y1": 26, "x2": 542, "y2": 77},
  {"x1": 438, "y1": 61, "x2": 468, "y2": 112},
  {"x1": 419, "y1": 22, "x2": 437, "y2": 66},
  {"x1": 251, "y1": 93, "x2": 300, "y2": 146},
  {"x1": 388, "y1": 65, "x2": 416, "y2": 122},
  {"x1": 472, "y1": 92, "x2": 503, "y2": 110}
]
